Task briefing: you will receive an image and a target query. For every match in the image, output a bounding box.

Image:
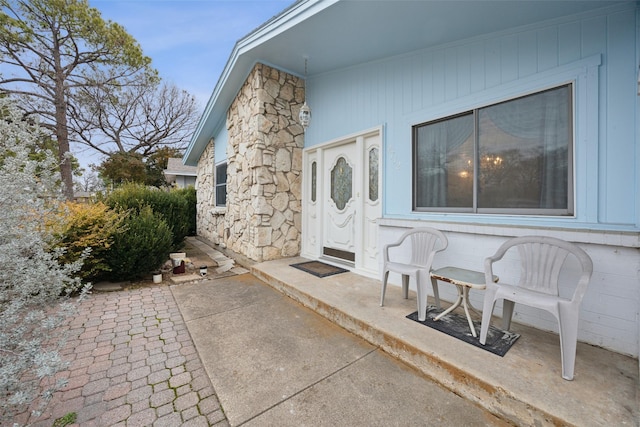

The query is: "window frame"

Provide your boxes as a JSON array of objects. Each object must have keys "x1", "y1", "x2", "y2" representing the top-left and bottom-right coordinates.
[
  {"x1": 412, "y1": 83, "x2": 575, "y2": 216},
  {"x1": 214, "y1": 161, "x2": 227, "y2": 208}
]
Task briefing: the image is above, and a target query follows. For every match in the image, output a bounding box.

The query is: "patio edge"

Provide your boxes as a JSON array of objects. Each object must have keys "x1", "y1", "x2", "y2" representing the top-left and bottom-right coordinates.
[{"x1": 250, "y1": 266, "x2": 567, "y2": 427}]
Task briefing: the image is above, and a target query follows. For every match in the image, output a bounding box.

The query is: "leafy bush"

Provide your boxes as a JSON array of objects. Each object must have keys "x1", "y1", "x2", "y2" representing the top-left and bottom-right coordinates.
[
  {"x1": 0, "y1": 97, "x2": 89, "y2": 421},
  {"x1": 47, "y1": 201, "x2": 125, "y2": 281},
  {"x1": 105, "y1": 183, "x2": 189, "y2": 249},
  {"x1": 174, "y1": 186, "x2": 196, "y2": 235},
  {"x1": 105, "y1": 205, "x2": 173, "y2": 281}
]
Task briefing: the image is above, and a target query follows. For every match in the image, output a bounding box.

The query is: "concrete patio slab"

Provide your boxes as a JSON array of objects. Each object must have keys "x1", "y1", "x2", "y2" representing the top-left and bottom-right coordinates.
[
  {"x1": 173, "y1": 276, "x2": 376, "y2": 426},
  {"x1": 173, "y1": 275, "x2": 508, "y2": 427},
  {"x1": 243, "y1": 349, "x2": 509, "y2": 427},
  {"x1": 251, "y1": 256, "x2": 639, "y2": 427},
  {"x1": 171, "y1": 274, "x2": 281, "y2": 322}
]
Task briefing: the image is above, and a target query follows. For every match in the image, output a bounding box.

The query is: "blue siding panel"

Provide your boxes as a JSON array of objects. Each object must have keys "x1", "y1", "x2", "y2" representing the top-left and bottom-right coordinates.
[
  {"x1": 304, "y1": 3, "x2": 638, "y2": 231},
  {"x1": 601, "y1": 11, "x2": 637, "y2": 224},
  {"x1": 411, "y1": 55, "x2": 423, "y2": 111},
  {"x1": 500, "y1": 33, "x2": 519, "y2": 82},
  {"x1": 431, "y1": 50, "x2": 446, "y2": 106},
  {"x1": 518, "y1": 30, "x2": 538, "y2": 77},
  {"x1": 581, "y1": 16, "x2": 607, "y2": 58},
  {"x1": 484, "y1": 38, "x2": 502, "y2": 88},
  {"x1": 558, "y1": 20, "x2": 581, "y2": 64},
  {"x1": 536, "y1": 27, "x2": 558, "y2": 72},
  {"x1": 468, "y1": 41, "x2": 486, "y2": 94},
  {"x1": 457, "y1": 45, "x2": 471, "y2": 98},
  {"x1": 444, "y1": 49, "x2": 458, "y2": 101}
]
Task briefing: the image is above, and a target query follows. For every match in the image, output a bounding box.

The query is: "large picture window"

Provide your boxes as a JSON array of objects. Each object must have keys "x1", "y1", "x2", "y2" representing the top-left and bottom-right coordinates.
[
  {"x1": 413, "y1": 84, "x2": 573, "y2": 215},
  {"x1": 215, "y1": 162, "x2": 227, "y2": 207}
]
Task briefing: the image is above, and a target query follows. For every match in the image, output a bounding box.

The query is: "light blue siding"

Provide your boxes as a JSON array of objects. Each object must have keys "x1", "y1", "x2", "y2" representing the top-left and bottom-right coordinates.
[
  {"x1": 601, "y1": 10, "x2": 636, "y2": 224},
  {"x1": 536, "y1": 27, "x2": 558, "y2": 72},
  {"x1": 304, "y1": 3, "x2": 638, "y2": 231},
  {"x1": 558, "y1": 21, "x2": 582, "y2": 63}
]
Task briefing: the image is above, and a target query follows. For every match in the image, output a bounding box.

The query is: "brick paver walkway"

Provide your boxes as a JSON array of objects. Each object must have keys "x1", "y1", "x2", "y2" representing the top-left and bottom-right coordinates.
[{"x1": 14, "y1": 284, "x2": 228, "y2": 427}]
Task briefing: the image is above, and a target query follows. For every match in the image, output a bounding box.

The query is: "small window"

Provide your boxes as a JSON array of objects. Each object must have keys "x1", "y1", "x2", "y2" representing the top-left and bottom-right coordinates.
[
  {"x1": 413, "y1": 84, "x2": 573, "y2": 215},
  {"x1": 311, "y1": 161, "x2": 317, "y2": 202},
  {"x1": 368, "y1": 147, "x2": 379, "y2": 202},
  {"x1": 215, "y1": 162, "x2": 227, "y2": 207}
]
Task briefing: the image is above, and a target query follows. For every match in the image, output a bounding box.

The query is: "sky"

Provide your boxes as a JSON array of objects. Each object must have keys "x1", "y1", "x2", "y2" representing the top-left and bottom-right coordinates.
[
  {"x1": 92, "y1": 0, "x2": 293, "y2": 108},
  {"x1": 76, "y1": 0, "x2": 294, "y2": 166}
]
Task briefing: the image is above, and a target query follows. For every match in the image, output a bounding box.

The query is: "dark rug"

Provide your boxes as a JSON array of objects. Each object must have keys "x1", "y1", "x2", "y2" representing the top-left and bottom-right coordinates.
[
  {"x1": 406, "y1": 306, "x2": 520, "y2": 357},
  {"x1": 290, "y1": 261, "x2": 348, "y2": 278}
]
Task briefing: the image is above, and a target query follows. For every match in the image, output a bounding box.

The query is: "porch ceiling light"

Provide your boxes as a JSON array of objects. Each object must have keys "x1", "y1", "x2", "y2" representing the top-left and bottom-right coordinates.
[
  {"x1": 299, "y1": 101, "x2": 311, "y2": 129},
  {"x1": 299, "y1": 56, "x2": 311, "y2": 130}
]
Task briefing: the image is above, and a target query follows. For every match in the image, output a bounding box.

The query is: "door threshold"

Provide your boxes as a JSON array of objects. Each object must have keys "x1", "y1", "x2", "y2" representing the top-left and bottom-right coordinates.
[{"x1": 319, "y1": 256, "x2": 354, "y2": 270}]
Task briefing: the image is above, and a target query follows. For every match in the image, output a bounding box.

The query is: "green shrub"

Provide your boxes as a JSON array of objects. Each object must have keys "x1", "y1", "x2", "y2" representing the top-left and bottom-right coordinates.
[
  {"x1": 174, "y1": 186, "x2": 196, "y2": 235},
  {"x1": 105, "y1": 205, "x2": 173, "y2": 281},
  {"x1": 105, "y1": 183, "x2": 189, "y2": 249},
  {"x1": 47, "y1": 201, "x2": 125, "y2": 281}
]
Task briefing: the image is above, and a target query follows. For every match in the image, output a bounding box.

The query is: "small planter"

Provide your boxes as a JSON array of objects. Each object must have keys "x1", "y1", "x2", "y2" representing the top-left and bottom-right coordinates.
[
  {"x1": 170, "y1": 252, "x2": 186, "y2": 264},
  {"x1": 152, "y1": 272, "x2": 162, "y2": 283},
  {"x1": 170, "y1": 252, "x2": 187, "y2": 274}
]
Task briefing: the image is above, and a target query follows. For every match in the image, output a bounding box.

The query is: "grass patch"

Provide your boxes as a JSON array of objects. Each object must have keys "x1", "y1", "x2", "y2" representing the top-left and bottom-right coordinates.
[{"x1": 52, "y1": 412, "x2": 77, "y2": 427}]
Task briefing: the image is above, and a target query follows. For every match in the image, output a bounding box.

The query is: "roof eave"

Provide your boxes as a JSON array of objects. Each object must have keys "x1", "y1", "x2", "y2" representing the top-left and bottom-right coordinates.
[{"x1": 183, "y1": 0, "x2": 335, "y2": 166}]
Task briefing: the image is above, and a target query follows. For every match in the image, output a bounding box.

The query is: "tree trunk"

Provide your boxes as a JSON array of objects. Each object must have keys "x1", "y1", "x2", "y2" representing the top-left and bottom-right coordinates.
[
  {"x1": 54, "y1": 91, "x2": 74, "y2": 200},
  {"x1": 55, "y1": 109, "x2": 75, "y2": 201},
  {"x1": 53, "y1": 41, "x2": 74, "y2": 201}
]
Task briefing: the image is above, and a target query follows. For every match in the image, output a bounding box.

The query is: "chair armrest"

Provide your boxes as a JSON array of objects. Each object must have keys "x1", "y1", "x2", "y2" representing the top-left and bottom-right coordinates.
[
  {"x1": 383, "y1": 240, "x2": 402, "y2": 263},
  {"x1": 483, "y1": 239, "x2": 513, "y2": 284},
  {"x1": 484, "y1": 252, "x2": 506, "y2": 286}
]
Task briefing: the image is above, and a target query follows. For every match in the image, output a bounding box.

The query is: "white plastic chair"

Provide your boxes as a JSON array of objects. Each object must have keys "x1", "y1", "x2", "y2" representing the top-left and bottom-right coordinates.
[
  {"x1": 479, "y1": 236, "x2": 593, "y2": 380},
  {"x1": 380, "y1": 227, "x2": 448, "y2": 321}
]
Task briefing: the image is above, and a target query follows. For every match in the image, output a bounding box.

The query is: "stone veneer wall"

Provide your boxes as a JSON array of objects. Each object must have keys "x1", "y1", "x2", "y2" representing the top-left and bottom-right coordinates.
[
  {"x1": 196, "y1": 140, "x2": 224, "y2": 243},
  {"x1": 196, "y1": 63, "x2": 305, "y2": 262}
]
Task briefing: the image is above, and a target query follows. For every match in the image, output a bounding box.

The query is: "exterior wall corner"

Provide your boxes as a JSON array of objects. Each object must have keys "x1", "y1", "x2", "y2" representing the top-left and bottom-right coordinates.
[{"x1": 210, "y1": 63, "x2": 305, "y2": 262}]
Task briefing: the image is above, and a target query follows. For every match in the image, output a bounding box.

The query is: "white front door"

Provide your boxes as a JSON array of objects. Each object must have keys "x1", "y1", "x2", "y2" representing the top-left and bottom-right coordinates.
[
  {"x1": 302, "y1": 127, "x2": 382, "y2": 277},
  {"x1": 323, "y1": 142, "x2": 358, "y2": 262}
]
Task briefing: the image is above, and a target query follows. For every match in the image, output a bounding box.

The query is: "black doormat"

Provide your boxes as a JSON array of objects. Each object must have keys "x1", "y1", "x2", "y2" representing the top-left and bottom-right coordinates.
[
  {"x1": 406, "y1": 306, "x2": 520, "y2": 357},
  {"x1": 290, "y1": 261, "x2": 348, "y2": 278}
]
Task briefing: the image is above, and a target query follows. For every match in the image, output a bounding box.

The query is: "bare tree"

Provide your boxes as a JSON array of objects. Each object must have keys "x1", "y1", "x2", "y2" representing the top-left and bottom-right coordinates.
[
  {"x1": 73, "y1": 165, "x2": 104, "y2": 193},
  {"x1": 0, "y1": 0, "x2": 153, "y2": 199},
  {"x1": 71, "y1": 75, "x2": 199, "y2": 156}
]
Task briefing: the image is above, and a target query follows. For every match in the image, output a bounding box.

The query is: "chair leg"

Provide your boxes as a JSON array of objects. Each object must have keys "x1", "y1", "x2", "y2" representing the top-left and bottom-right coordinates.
[
  {"x1": 416, "y1": 271, "x2": 427, "y2": 321},
  {"x1": 479, "y1": 288, "x2": 498, "y2": 345},
  {"x1": 380, "y1": 270, "x2": 389, "y2": 306},
  {"x1": 501, "y1": 300, "x2": 515, "y2": 330},
  {"x1": 558, "y1": 304, "x2": 580, "y2": 381},
  {"x1": 430, "y1": 276, "x2": 441, "y2": 309},
  {"x1": 401, "y1": 274, "x2": 409, "y2": 299}
]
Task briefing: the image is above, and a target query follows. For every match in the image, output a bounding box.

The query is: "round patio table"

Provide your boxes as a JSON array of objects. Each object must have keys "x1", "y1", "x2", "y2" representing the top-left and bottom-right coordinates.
[{"x1": 430, "y1": 266, "x2": 498, "y2": 337}]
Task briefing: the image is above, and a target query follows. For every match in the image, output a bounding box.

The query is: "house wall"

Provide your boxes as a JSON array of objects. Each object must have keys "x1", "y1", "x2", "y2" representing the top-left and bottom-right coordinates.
[
  {"x1": 196, "y1": 140, "x2": 224, "y2": 243},
  {"x1": 175, "y1": 175, "x2": 196, "y2": 189},
  {"x1": 301, "y1": 3, "x2": 639, "y2": 356},
  {"x1": 196, "y1": 63, "x2": 305, "y2": 261}
]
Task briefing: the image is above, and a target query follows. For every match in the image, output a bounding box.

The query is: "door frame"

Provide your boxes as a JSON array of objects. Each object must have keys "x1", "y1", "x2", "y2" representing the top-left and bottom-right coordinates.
[{"x1": 301, "y1": 126, "x2": 383, "y2": 278}]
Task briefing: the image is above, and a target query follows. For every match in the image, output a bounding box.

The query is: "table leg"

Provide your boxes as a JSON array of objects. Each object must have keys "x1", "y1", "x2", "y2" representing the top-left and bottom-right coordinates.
[
  {"x1": 461, "y1": 287, "x2": 477, "y2": 337},
  {"x1": 434, "y1": 285, "x2": 463, "y2": 321}
]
